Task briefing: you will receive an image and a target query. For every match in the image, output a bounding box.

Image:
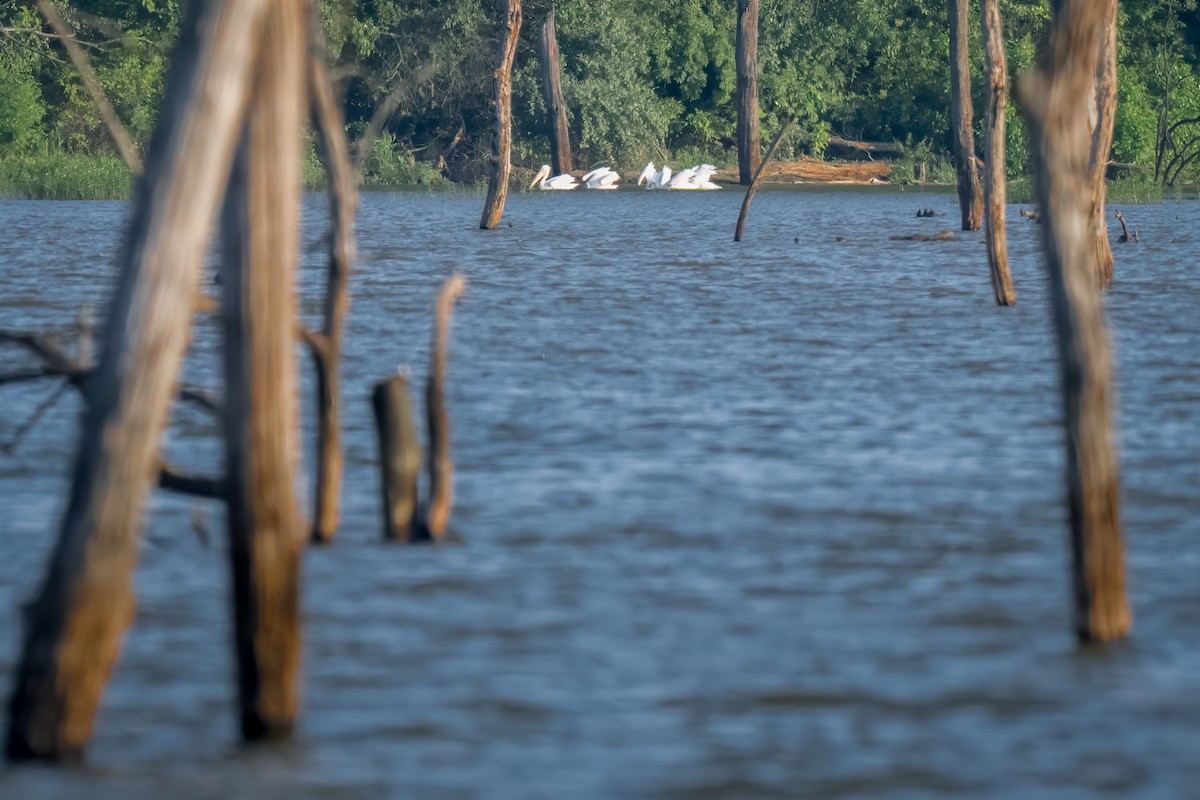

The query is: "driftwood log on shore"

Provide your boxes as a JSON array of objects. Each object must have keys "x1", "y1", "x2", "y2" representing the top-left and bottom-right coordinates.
[{"x1": 714, "y1": 159, "x2": 889, "y2": 185}]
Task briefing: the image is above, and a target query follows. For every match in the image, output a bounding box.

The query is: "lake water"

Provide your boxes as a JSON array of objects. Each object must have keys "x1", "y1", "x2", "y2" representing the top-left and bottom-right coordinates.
[{"x1": 0, "y1": 189, "x2": 1198, "y2": 798}]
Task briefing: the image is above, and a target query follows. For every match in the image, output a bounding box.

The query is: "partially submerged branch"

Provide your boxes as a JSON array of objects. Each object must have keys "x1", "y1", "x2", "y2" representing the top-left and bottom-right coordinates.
[
  {"x1": 307, "y1": 6, "x2": 359, "y2": 543},
  {"x1": 734, "y1": 118, "x2": 793, "y2": 242},
  {"x1": 424, "y1": 275, "x2": 466, "y2": 538}
]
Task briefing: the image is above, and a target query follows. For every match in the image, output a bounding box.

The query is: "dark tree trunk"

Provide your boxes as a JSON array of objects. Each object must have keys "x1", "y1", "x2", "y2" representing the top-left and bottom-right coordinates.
[
  {"x1": 735, "y1": 119, "x2": 793, "y2": 242},
  {"x1": 948, "y1": 0, "x2": 983, "y2": 231},
  {"x1": 1019, "y1": 0, "x2": 1131, "y2": 644},
  {"x1": 480, "y1": 0, "x2": 522, "y2": 230},
  {"x1": 736, "y1": 0, "x2": 760, "y2": 185},
  {"x1": 981, "y1": 0, "x2": 1016, "y2": 305},
  {"x1": 220, "y1": 0, "x2": 306, "y2": 741},
  {"x1": 5, "y1": 0, "x2": 266, "y2": 762},
  {"x1": 372, "y1": 375, "x2": 422, "y2": 542},
  {"x1": 540, "y1": 8, "x2": 571, "y2": 176}
]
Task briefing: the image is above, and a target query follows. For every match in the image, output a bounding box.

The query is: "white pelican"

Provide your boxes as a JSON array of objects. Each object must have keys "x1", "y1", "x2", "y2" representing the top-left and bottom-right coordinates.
[
  {"x1": 665, "y1": 166, "x2": 698, "y2": 189},
  {"x1": 691, "y1": 164, "x2": 721, "y2": 190},
  {"x1": 581, "y1": 166, "x2": 621, "y2": 190},
  {"x1": 530, "y1": 164, "x2": 578, "y2": 190},
  {"x1": 637, "y1": 162, "x2": 657, "y2": 187}
]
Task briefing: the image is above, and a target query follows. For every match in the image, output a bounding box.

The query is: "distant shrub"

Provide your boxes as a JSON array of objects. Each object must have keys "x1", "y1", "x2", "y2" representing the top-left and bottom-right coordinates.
[{"x1": 0, "y1": 150, "x2": 131, "y2": 199}]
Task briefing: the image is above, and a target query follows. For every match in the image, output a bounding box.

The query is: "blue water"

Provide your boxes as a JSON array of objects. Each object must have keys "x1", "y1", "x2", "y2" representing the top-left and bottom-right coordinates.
[{"x1": 1, "y1": 189, "x2": 1198, "y2": 798}]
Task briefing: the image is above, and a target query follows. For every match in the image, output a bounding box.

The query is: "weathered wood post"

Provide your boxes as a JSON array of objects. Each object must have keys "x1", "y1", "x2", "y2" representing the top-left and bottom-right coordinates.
[
  {"x1": 540, "y1": 8, "x2": 572, "y2": 177},
  {"x1": 735, "y1": 0, "x2": 761, "y2": 185},
  {"x1": 735, "y1": 119, "x2": 793, "y2": 242},
  {"x1": 305, "y1": 13, "x2": 358, "y2": 544},
  {"x1": 220, "y1": 0, "x2": 307, "y2": 740},
  {"x1": 981, "y1": 0, "x2": 1016, "y2": 306},
  {"x1": 372, "y1": 376, "x2": 422, "y2": 542},
  {"x1": 1019, "y1": 0, "x2": 1131, "y2": 643},
  {"x1": 424, "y1": 276, "x2": 466, "y2": 537},
  {"x1": 948, "y1": 0, "x2": 983, "y2": 231},
  {"x1": 5, "y1": 0, "x2": 266, "y2": 762},
  {"x1": 480, "y1": 0, "x2": 522, "y2": 230},
  {"x1": 1088, "y1": 0, "x2": 1119, "y2": 289}
]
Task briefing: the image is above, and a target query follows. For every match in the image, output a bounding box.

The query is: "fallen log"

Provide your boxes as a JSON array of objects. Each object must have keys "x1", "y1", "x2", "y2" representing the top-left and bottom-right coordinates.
[
  {"x1": 892, "y1": 231, "x2": 955, "y2": 241},
  {"x1": 714, "y1": 158, "x2": 889, "y2": 185},
  {"x1": 825, "y1": 135, "x2": 904, "y2": 159}
]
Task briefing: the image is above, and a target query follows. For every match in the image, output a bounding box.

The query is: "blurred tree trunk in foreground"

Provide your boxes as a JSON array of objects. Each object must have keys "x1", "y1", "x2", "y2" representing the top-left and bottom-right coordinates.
[{"x1": 1020, "y1": 0, "x2": 1131, "y2": 644}]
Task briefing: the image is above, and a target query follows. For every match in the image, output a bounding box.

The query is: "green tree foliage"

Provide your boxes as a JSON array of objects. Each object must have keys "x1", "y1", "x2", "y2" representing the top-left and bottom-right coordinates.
[{"x1": 2, "y1": 0, "x2": 1199, "y2": 187}]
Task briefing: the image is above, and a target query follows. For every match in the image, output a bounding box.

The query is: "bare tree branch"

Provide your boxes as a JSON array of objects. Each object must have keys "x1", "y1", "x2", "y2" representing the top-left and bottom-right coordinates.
[{"x1": 35, "y1": 0, "x2": 142, "y2": 173}]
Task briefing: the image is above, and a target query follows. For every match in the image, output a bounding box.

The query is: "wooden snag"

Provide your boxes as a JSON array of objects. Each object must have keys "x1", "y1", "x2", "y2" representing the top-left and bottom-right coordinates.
[
  {"x1": 35, "y1": 0, "x2": 142, "y2": 174},
  {"x1": 220, "y1": 0, "x2": 307, "y2": 741},
  {"x1": 1018, "y1": 0, "x2": 1131, "y2": 643},
  {"x1": 305, "y1": 10, "x2": 358, "y2": 544},
  {"x1": 372, "y1": 375, "x2": 423, "y2": 542},
  {"x1": 4, "y1": 0, "x2": 267, "y2": 763},
  {"x1": 735, "y1": 119, "x2": 793, "y2": 242},
  {"x1": 424, "y1": 276, "x2": 467, "y2": 538},
  {"x1": 982, "y1": 0, "x2": 1017, "y2": 306},
  {"x1": 480, "y1": 0, "x2": 522, "y2": 230},
  {"x1": 1114, "y1": 209, "x2": 1137, "y2": 243},
  {"x1": 948, "y1": 0, "x2": 983, "y2": 231},
  {"x1": 890, "y1": 230, "x2": 956, "y2": 242},
  {"x1": 1088, "y1": 0, "x2": 1119, "y2": 288},
  {"x1": 540, "y1": 8, "x2": 572, "y2": 177},
  {"x1": 735, "y1": 0, "x2": 761, "y2": 185}
]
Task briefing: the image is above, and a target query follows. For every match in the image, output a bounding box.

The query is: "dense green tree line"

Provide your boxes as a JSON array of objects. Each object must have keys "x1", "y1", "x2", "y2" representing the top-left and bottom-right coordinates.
[{"x1": 2, "y1": 0, "x2": 1199, "y2": 187}]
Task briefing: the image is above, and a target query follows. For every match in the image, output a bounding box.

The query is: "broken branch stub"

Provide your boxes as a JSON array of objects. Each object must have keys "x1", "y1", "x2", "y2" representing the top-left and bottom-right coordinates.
[
  {"x1": 424, "y1": 275, "x2": 466, "y2": 538},
  {"x1": 372, "y1": 375, "x2": 422, "y2": 542}
]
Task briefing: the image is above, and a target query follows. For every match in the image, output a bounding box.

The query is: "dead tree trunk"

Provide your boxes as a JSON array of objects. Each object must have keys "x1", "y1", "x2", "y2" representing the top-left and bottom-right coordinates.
[
  {"x1": 480, "y1": 0, "x2": 522, "y2": 230},
  {"x1": 735, "y1": 119, "x2": 793, "y2": 242},
  {"x1": 981, "y1": 0, "x2": 1016, "y2": 306},
  {"x1": 948, "y1": 0, "x2": 983, "y2": 231},
  {"x1": 1019, "y1": 0, "x2": 1131, "y2": 644},
  {"x1": 735, "y1": 0, "x2": 761, "y2": 185},
  {"x1": 1088, "y1": 1, "x2": 1119, "y2": 289},
  {"x1": 424, "y1": 276, "x2": 466, "y2": 537},
  {"x1": 540, "y1": 8, "x2": 571, "y2": 177},
  {"x1": 220, "y1": 0, "x2": 306, "y2": 741},
  {"x1": 305, "y1": 16, "x2": 357, "y2": 544},
  {"x1": 5, "y1": 0, "x2": 266, "y2": 762}
]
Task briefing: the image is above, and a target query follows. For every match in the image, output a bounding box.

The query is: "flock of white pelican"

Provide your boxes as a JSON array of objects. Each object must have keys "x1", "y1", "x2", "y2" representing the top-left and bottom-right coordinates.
[{"x1": 529, "y1": 162, "x2": 722, "y2": 191}]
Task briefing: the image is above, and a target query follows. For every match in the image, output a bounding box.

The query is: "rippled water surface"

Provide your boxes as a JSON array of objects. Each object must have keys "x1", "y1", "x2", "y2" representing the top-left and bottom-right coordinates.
[{"x1": 1, "y1": 190, "x2": 1198, "y2": 798}]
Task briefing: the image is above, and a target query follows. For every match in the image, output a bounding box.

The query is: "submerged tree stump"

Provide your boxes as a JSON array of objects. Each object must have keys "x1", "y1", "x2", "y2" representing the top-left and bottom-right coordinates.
[
  {"x1": 220, "y1": 0, "x2": 307, "y2": 740},
  {"x1": 735, "y1": 0, "x2": 761, "y2": 185},
  {"x1": 540, "y1": 8, "x2": 571, "y2": 177},
  {"x1": 5, "y1": 0, "x2": 268, "y2": 762},
  {"x1": 372, "y1": 375, "x2": 422, "y2": 542},
  {"x1": 480, "y1": 0, "x2": 522, "y2": 230},
  {"x1": 1019, "y1": 0, "x2": 1131, "y2": 643},
  {"x1": 948, "y1": 0, "x2": 983, "y2": 231},
  {"x1": 981, "y1": 0, "x2": 1016, "y2": 306}
]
